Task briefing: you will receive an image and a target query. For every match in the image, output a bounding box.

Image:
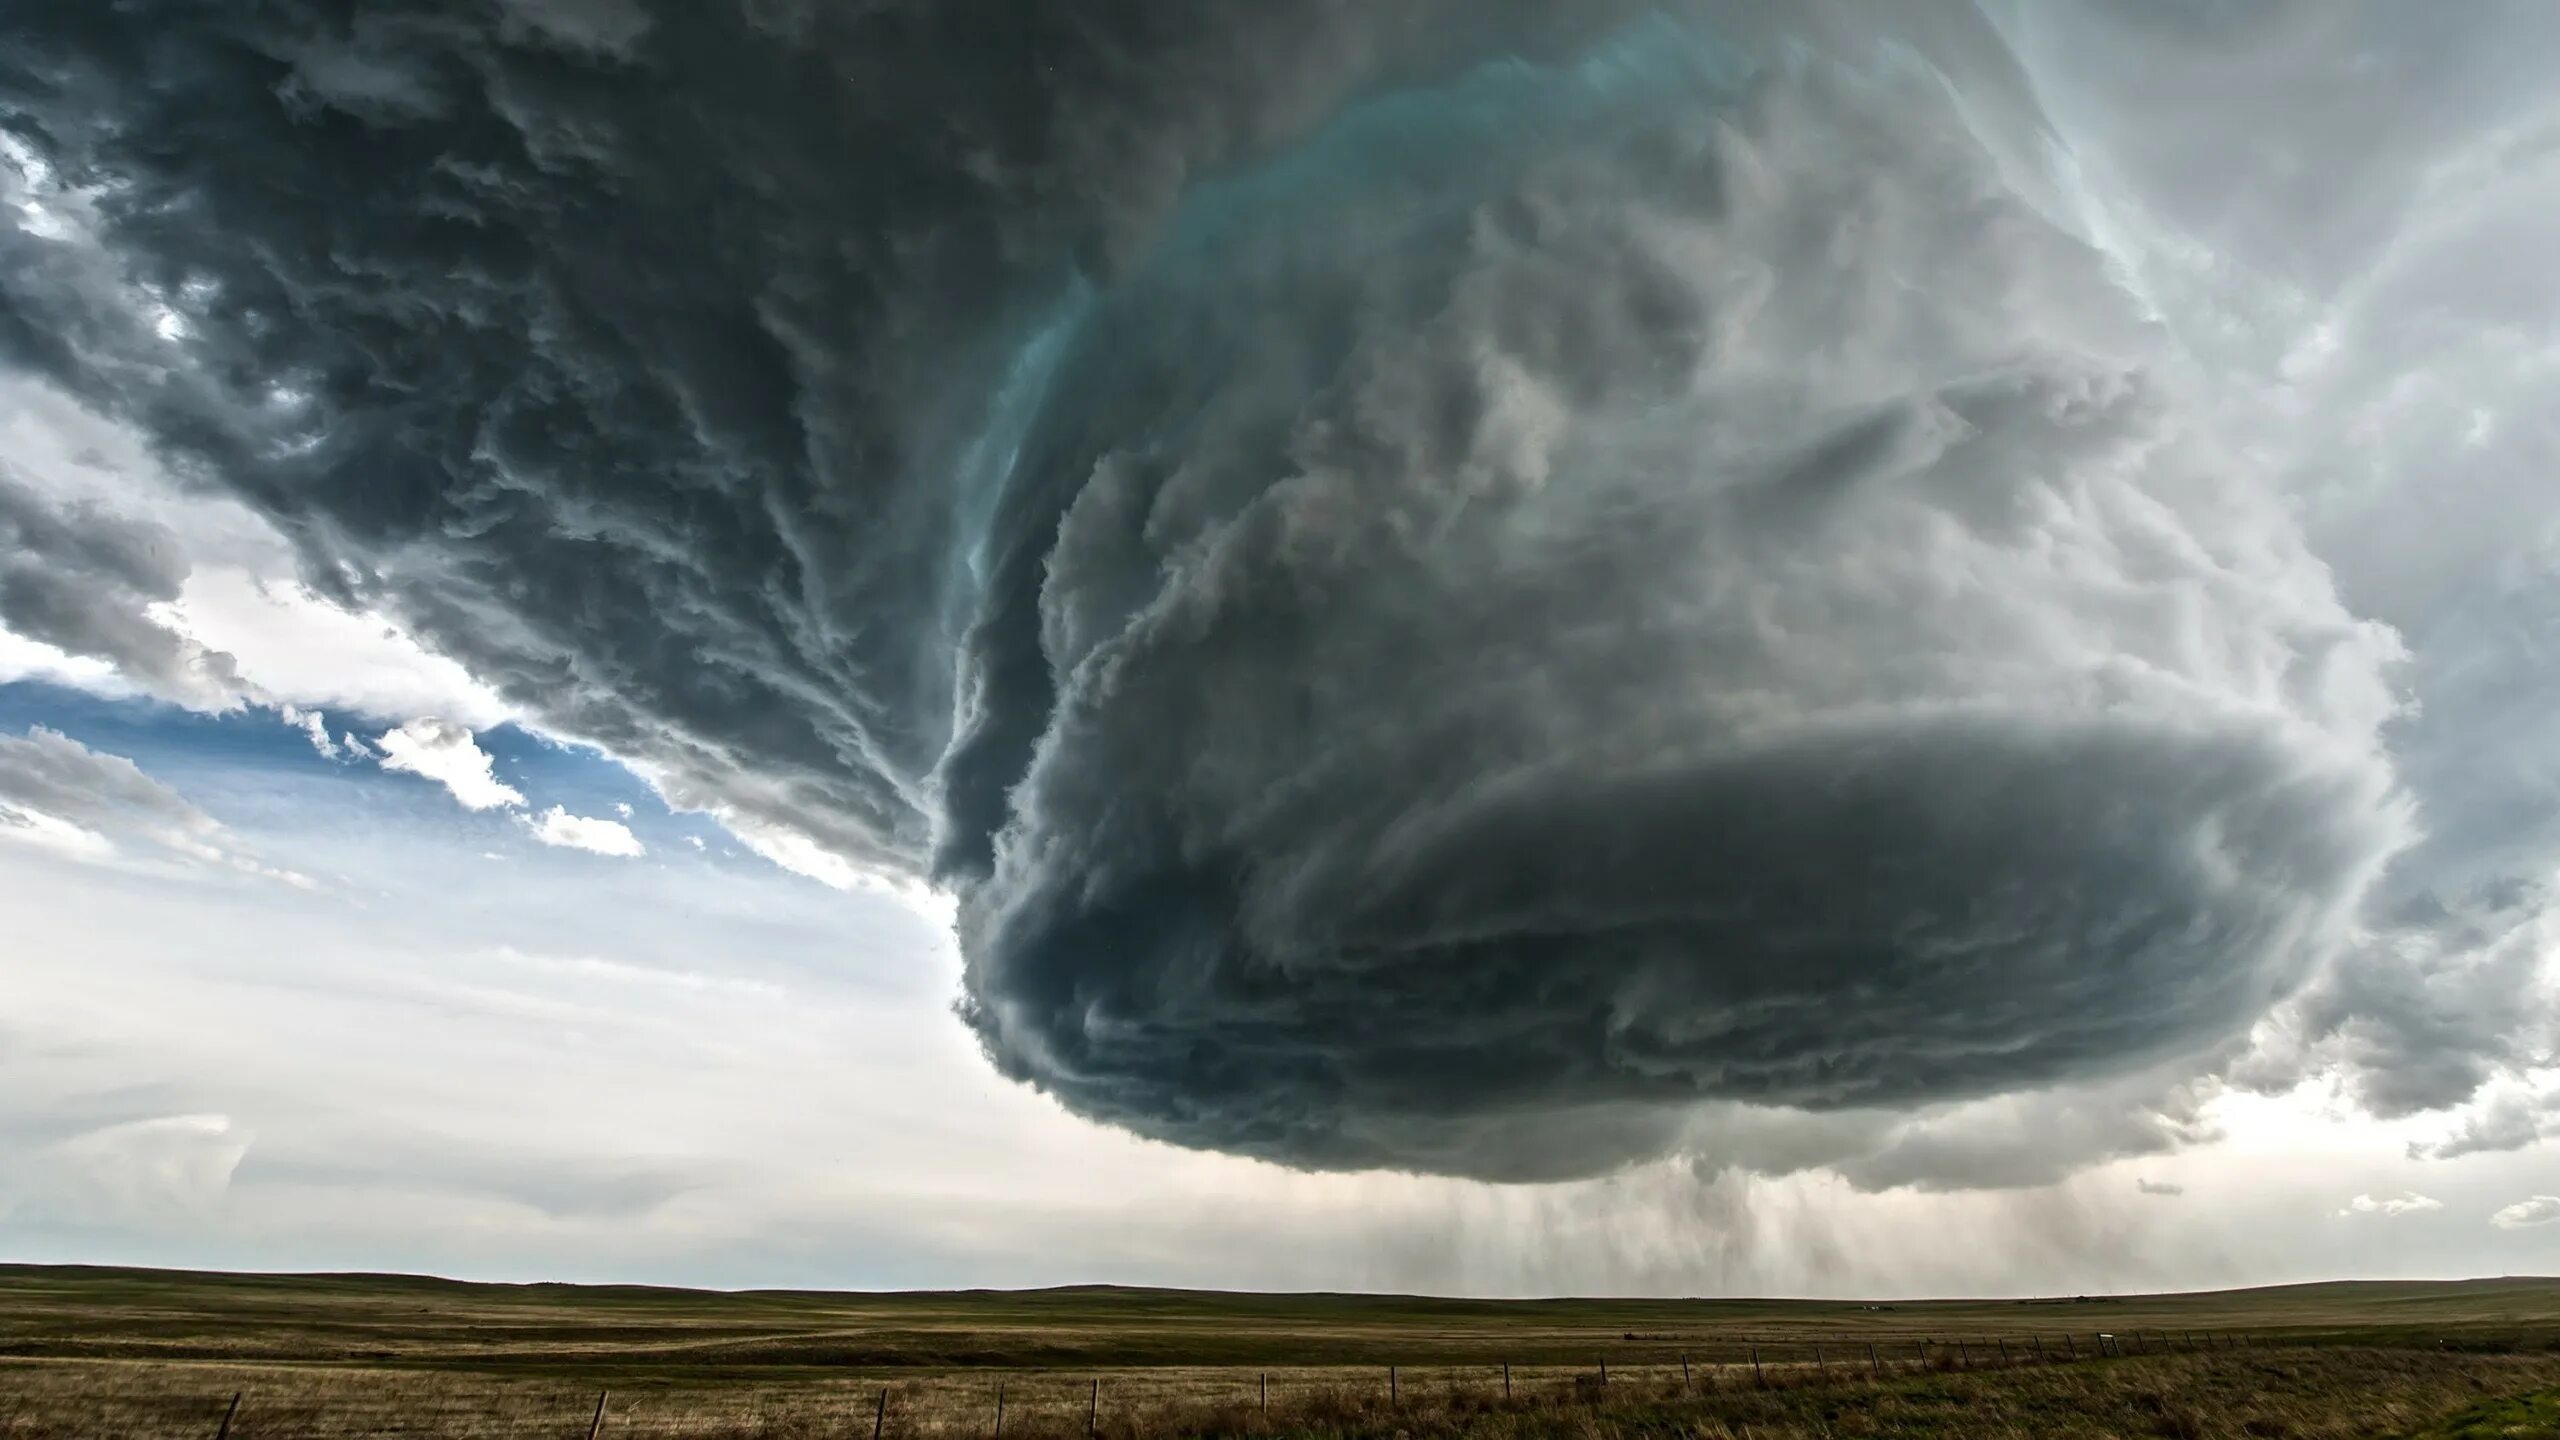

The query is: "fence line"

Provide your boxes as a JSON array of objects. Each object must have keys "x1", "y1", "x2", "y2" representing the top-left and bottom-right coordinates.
[{"x1": 188, "y1": 1328, "x2": 2460, "y2": 1437}]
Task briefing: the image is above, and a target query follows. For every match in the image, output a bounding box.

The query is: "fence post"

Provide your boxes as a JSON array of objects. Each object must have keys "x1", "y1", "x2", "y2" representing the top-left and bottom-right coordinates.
[
  {"x1": 1088, "y1": 1378, "x2": 1099, "y2": 1438},
  {"x1": 1261, "y1": 1373, "x2": 1268, "y2": 1415},
  {"x1": 1997, "y1": 1337, "x2": 2009, "y2": 1364},
  {"x1": 1815, "y1": 1344, "x2": 1826, "y2": 1377},
  {"x1": 994, "y1": 1382, "x2": 1005, "y2": 1440},
  {"x1": 1680, "y1": 1355, "x2": 1691, "y2": 1391},
  {"x1": 214, "y1": 1392, "x2": 242, "y2": 1440},
  {"x1": 1597, "y1": 1358, "x2": 1606, "y2": 1386},
  {"x1": 874, "y1": 1388, "x2": 887, "y2": 1440},
  {"x1": 1957, "y1": 1341, "x2": 1970, "y2": 1370},
  {"x1": 2032, "y1": 1335, "x2": 2044, "y2": 1360},
  {"x1": 587, "y1": 1390, "x2": 610, "y2": 1440},
  {"x1": 1502, "y1": 1362, "x2": 1511, "y2": 1401},
  {"x1": 1750, "y1": 1345, "x2": 1763, "y2": 1387},
  {"x1": 2065, "y1": 1334, "x2": 2077, "y2": 1360},
  {"x1": 1389, "y1": 1366, "x2": 1398, "y2": 1406},
  {"x1": 1867, "y1": 1342, "x2": 1881, "y2": 1377}
]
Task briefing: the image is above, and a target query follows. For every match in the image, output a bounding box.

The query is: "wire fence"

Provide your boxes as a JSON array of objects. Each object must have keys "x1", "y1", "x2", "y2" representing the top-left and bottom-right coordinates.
[{"x1": 157, "y1": 1325, "x2": 2489, "y2": 1439}]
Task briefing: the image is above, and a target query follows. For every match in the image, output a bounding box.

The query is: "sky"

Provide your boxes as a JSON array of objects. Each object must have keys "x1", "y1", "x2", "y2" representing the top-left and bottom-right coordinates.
[{"x1": 0, "y1": 0, "x2": 2557, "y2": 1297}]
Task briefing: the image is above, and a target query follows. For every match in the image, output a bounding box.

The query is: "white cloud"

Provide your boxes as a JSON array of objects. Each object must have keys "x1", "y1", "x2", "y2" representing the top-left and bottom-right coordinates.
[
  {"x1": 374, "y1": 719, "x2": 523, "y2": 811},
  {"x1": 721, "y1": 813, "x2": 867, "y2": 889},
  {"x1": 0, "y1": 802, "x2": 115, "y2": 864},
  {"x1": 2490, "y1": 1195, "x2": 2560, "y2": 1230},
  {"x1": 0, "y1": 627, "x2": 140, "y2": 697},
  {"x1": 2339, "y1": 1191, "x2": 2444, "y2": 1218},
  {"x1": 168, "y1": 571, "x2": 510, "y2": 730},
  {"x1": 522, "y1": 806, "x2": 644, "y2": 858},
  {"x1": 280, "y1": 704, "x2": 341, "y2": 760}
]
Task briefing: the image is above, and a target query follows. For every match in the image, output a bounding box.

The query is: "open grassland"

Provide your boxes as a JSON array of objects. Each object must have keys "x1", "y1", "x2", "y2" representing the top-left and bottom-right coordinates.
[
  {"x1": 2, "y1": 1267, "x2": 2557, "y2": 1437},
  {"x1": 2400, "y1": 1387, "x2": 2560, "y2": 1439}
]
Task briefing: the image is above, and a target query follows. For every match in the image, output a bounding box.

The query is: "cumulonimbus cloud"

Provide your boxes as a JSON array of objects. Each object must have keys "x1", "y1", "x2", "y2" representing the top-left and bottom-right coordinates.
[{"x1": 0, "y1": 1, "x2": 2417, "y2": 1178}]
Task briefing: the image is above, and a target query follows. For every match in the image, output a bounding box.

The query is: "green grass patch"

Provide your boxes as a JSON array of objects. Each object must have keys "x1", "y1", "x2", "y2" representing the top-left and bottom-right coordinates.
[{"x1": 2400, "y1": 1387, "x2": 2560, "y2": 1439}]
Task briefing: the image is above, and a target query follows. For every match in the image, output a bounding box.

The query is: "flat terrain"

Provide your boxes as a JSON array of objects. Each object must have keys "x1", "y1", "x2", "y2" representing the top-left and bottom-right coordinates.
[{"x1": 2, "y1": 1265, "x2": 2557, "y2": 1437}]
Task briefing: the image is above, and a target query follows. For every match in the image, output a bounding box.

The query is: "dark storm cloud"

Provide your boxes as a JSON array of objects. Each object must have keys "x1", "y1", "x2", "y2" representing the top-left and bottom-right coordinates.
[
  {"x1": 0, "y1": 2, "x2": 2410, "y2": 1177},
  {"x1": 0, "y1": 0, "x2": 1626, "y2": 867},
  {"x1": 949, "y1": 34, "x2": 2403, "y2": 1176}
]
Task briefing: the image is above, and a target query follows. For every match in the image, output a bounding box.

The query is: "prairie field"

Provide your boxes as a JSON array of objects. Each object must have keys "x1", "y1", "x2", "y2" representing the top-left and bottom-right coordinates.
[{"x1": 3, "y1": 1266, "x2": 2558, "y2": 1438}]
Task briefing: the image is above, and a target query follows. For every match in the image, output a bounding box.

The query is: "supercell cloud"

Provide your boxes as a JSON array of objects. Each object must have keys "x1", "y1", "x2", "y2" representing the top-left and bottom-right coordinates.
[{"x1": 0, "y1": 2, "x2": 2428, "y2": 1177}]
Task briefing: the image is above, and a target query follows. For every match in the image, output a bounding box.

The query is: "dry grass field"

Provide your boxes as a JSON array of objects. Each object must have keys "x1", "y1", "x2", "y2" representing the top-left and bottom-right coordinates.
[{"x1": 3, "y1": 1266, "x2": 2558, "y2": 1438}]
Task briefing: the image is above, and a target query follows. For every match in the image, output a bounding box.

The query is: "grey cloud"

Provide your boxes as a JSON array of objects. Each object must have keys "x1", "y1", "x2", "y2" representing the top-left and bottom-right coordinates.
[
  {"x1": 1660, "y1": 1071, "x2": 2224, "y2": 1197},
  {"x1": 237, "y1": 1142, "x2": 705, "y2": 1222},
  {"x1": 0, "y1": 724, "x2": 306, "y2": 887},
  {"x1": 953, "y1": 35, "x2": 2402, "y2": 1176},
  {"x1": 0, "y1": 0, "x2": 1631, "y2": 872},
  {"x1": 1830, "y1": 1084, "x2": 2219, "y2": 1196},
  {"x1": 0, "y1": 724, "x2": 221, "y2": 850},
  {"x1": 0, "y1": 3, "x2": 2416, "y2": 1178},
  {"x1": 1989, "y1": 0, "x2": 2560, "y2": 299},
  {"x1": 0, "y1": 461, "x2": 243, "y2": 706},
  {"x1": 2138, "y1": 1179, "x2": 2184, "y2": 1197},
  {"x1": 2410, "y1": 1089, "x2": 2548, "y2": 1163},
  {"x1": 1530, "y1": 1065, "x2": 2237, "y2": 1197},
  {"x1": 1995, "y1": 2, "x2": 2560, "y2": 1129},
  {"x1": 2282, "y1": 883, "x2": 2558, "y2": 1121},
  {"x1": 0, "y1": 1114, "x2": 250, "y2": 1229}
]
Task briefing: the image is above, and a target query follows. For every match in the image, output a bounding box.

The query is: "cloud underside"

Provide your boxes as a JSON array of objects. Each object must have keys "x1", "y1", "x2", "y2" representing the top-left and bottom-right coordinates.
[{"x1": 0, "y1": 1, "x2": 2439, "y2": 1179}]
